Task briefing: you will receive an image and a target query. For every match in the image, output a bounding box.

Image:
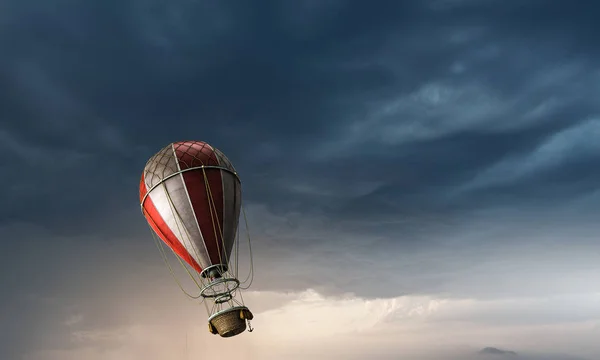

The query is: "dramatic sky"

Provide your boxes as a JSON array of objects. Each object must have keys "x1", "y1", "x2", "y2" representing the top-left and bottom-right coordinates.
[{"x1": 1, "y1": 1, "x2": 600, "y2": 359}]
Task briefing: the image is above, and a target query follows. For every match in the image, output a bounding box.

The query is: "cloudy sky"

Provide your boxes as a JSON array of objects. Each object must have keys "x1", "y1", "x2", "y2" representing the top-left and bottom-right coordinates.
[{"x1": 1, "y1": 1, "x2": 600, "y2": 359}]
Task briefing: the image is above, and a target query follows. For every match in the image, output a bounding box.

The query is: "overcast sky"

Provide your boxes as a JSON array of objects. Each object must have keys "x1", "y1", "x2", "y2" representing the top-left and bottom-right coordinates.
[{"x1": 1, "y1": 1, "x2": 600, "y2": 359}]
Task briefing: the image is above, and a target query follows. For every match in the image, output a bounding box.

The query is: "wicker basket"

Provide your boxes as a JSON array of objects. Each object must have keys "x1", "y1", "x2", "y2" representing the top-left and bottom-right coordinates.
[{"x1": 208, "y1": 306, "x2": 254, "y2": 338}]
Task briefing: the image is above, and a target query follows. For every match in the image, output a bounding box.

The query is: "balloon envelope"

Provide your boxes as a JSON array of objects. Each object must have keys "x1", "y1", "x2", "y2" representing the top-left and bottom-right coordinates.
[{"x1": 139, "y1": 141, "x2": 241, "y2": 274}]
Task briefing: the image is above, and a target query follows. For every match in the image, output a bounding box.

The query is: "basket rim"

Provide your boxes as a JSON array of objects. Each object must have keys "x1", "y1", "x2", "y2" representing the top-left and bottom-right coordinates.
[{"x1": 208, "y1": 306, "x2": 250, "y2": 322}]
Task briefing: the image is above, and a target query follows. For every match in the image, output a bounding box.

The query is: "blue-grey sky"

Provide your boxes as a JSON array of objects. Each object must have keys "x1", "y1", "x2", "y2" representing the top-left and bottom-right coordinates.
[{"x1": 1, "y1": 1, "x2": 600, "y2": 359}]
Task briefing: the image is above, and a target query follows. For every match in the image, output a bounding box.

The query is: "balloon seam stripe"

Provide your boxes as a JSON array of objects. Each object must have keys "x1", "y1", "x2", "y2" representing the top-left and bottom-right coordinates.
[{"x1": 139, "y1": 165, "x2": 240, "y2": 211}]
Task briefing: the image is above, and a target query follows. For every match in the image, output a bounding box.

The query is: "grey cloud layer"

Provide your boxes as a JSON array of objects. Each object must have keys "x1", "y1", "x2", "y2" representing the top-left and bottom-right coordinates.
[{"x1": 2, "y1": 1, "x2": 600, "y2": 230}]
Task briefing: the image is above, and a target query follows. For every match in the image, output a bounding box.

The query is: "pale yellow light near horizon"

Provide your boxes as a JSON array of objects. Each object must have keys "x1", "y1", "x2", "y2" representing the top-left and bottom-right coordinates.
[{"x1": 21, "y1": 286, "x2": 600, "y2": 360}]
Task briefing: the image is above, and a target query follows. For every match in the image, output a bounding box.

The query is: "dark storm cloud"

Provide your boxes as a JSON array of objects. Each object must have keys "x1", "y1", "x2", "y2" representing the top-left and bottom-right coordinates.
[{"x1": 2, "y1": 0, "x2": 600, "y2": 235}]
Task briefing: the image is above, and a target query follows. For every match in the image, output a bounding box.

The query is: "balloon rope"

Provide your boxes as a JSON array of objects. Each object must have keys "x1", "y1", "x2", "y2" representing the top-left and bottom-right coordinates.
[
  {"x1": 238, "y1": 205, "x2": 254, "y2": 289},
  {"x1": 143, "y1": 209, "x2": 203, "y2": 299},
  {"x1": 171, "y1": 144, "x2": 211, "y2": 283},
  {"x1": 202, "y1": 169, "x2": 239, "y2": 308},
  {"x1": 153, "y1": 231, "x2": 203, "y2": 300},
  {"x1": 201, "y1": 168, "x2": 229, "y2": 273},
  {"x1": 202, "y1": 169, "x2": 254, "y2": 288},
  {"x1": 235, "y1": 216, "x2": 240, "y2": 279},
  {"x1": 144, "y1": 178, "x2": 217, "y2": 300},
  {"x1": 162, "y1": 182, "x2": 207, "y2": 286}
]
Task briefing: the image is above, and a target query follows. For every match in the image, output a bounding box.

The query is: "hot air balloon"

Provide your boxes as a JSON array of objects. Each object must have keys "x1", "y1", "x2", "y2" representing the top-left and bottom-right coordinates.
[{"x1": 139, "y1": 140, "x2": 254, "y2": 338}]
